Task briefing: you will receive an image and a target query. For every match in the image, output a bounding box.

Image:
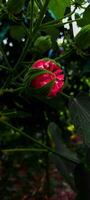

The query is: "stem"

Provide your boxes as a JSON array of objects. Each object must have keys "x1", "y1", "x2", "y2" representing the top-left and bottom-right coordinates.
[
  {"x1": 0, "y1": 45, "x2": 11, "y2": 69},
  {"x1": 0, "y1": 65, "x2": 12, "y2": 72},
  {"x1": 2, "y1": 148, "x2": 47, "y2": 153},
  {"x1": 33, "y1": 0, "x2": 51, "y2": 33},
  {"x1": 40, "y1": 18, "x2": 81, "y2": 30},
  {"x1": 14, "y1": 37, "x2": 30, "y2": 69},
  {"x1": 41, "y1": 6, "x2": 77, "y2": 27},
  {"x1": 35, "y1": 0, "x2": 43, "y2": 9},
  {"x1": 55, "y1": 48, "x2": 74, "y2": 61},
  {"x1": 14, "y1": 0, "x2": 51, "y2": 69},
  {"x1": 1, "y1": 75, "x2": 12, "y2": 89},
  {"x1": 61, "y1": 92, "x2": 71, "y2": 99},
  {"x1": 2, "y1": 121, "x2": 79, "y2": 164},
  {"x1": 68, "y1": 7, "x2": 74, "y2": 39},
  {"x1": 30, "y1": 0, "x2": 34, "y2": 32}
]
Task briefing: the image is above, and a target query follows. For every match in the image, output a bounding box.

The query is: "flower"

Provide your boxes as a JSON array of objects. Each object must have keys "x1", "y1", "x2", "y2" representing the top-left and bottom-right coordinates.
[{"x1": 31, "y1": 59, "x2": 64, "y2": 97}]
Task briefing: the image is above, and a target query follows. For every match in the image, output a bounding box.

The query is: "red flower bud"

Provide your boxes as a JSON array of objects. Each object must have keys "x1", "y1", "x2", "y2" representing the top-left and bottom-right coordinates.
[{"x1": 31, "y1": 59, "x2": 64, "y2": 97}]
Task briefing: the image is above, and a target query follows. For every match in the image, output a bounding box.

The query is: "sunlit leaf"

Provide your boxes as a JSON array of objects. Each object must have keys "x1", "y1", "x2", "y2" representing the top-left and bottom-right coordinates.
[{"x1": 48, "y1": 0, "x2": 70, "y2": 19}]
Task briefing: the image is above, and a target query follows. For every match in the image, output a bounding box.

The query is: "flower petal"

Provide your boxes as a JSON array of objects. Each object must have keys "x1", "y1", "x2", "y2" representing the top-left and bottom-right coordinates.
[
  {"x1": 31, "y1": 73, "x2": 54, "y2": 88},
  {"x1": 32, "y1": 59, "x2": 46, "y2": 69}
]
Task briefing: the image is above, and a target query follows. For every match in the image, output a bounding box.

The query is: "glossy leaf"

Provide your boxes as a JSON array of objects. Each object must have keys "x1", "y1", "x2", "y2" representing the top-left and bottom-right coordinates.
[{"x1": 48, "y1": 0, "x2": 70, "y2": 19}]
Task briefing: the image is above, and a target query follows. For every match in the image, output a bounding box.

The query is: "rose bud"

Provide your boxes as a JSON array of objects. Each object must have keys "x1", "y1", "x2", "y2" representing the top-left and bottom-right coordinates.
[{"x1": 31, "y1": 59, "x2": 64, "y2": 97}]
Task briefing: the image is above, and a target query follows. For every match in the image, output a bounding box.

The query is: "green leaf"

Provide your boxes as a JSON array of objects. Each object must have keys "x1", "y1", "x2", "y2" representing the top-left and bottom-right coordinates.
[
  {"x1": 48, "y1": 122, "x2": 79, "y2": 189},
  {"x1": 76, "y1": 5, "x2": 90, "y2": 27},
  {"x1": 48, "y1": 122, "x2": 79, "y2": 164},
  {"x1": 74, "y1": 24, "x2": 90, "y2": 50},
  {"x1": 7, "y1": 0, "x2": 25, "y2": 14},
  {"x1": 69, "y1": 93, "x2": 90, "y2": 146},
  {"x1": 48, "y1": 0, "x2": 70, "y2": 19},
  {"x1": 10, "y1": 25, "x2": 26, "y2": 41}
]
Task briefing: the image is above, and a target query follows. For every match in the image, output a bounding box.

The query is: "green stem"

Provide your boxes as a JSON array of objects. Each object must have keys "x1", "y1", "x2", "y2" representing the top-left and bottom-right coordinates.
[
  {"x1": 0, "y1": 65, "x2": 12, "y2": 72},
  {"x1": 14, "y1": 0, "x2": 51, "y2": 69},
  {"x1": 30, "y1": 0, "x2": 34, "y2": 32},
  {"x1": 0, "y1": 45, "x2": 12, "y2": 69},
  {"x1": 35, "y1": 0, "x2": 43, "y2": 9},
  {"x1": 61, "y1": 92, "x2": 71, "y2": 99},
  {"x1": 40, "y1": 18, "x2": 81, "y2": 30},
  {"x1": 55, "y1": 48, "x2": 74, "y2": 61},
  {"x1": 1, "y1": 75, "x2": 12, "y2": 89},
  {"x1": 41, "y1": 6, "x2": 77, "y2": 27},
  {"x1": 14, "y1": 37, "x2": 30, "y2": 69},
  {"x1": 3, "y1": 121, "x2": 79, "y2": 164},
  {"x1": 33, "y1": 0, "x2": 51, "y2": 33},
  {"x1": 2, "y1": 148, "x2": 47, "y2": 153}
]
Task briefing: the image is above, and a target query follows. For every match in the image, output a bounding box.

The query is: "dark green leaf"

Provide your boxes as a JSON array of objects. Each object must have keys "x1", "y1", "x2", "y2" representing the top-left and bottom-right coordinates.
[
  {"x1": 10, "y1": 25, "x2": 26, "y2": 41},
  {"x1": 69, "y1": 93, "x2": 90, "y2": 146},
  {"x1": 48, "y1": 122, "x2": 79, "y2": 163},
  {"x1": 7, "y1": 0, "x2": 25, "y2": 14},
  {"x1": 76, "y1": 5, "x2": 90, "y2": 27},
  {"x1": 48, "y1": 122, "x2": 79, "y2": 189}
]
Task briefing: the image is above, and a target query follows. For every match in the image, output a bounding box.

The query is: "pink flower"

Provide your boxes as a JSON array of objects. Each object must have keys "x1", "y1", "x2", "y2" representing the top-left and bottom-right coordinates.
[{"x1": 31, "y1": 59, "x2": 64, "y2": 97}]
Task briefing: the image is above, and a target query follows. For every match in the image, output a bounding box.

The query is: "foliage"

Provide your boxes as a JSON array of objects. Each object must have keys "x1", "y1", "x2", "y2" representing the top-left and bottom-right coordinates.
[{"x1": 0, "y1": 0, "x2": 90, "y2": 199}]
